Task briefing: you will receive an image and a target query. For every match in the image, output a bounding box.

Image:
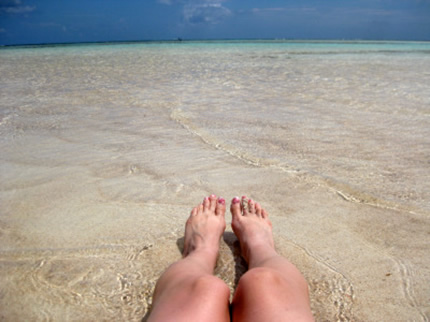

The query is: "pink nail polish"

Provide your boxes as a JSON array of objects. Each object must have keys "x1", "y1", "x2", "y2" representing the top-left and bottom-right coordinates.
[
  {"x1": 233, "y1": 197, "x2": 240, "y2": 204},
  {"x1": 210, "y1": 194, "x2": 216, "y2": 199},
  {"x1": 203, "y1": 196, "x2": 209, "y2": 202},
  {"x1": 242, "y1": 195, "x2": 247, "y2": 199},
  {"x1": 218, "y1": 197, "x2": 225, "y2": 205}
]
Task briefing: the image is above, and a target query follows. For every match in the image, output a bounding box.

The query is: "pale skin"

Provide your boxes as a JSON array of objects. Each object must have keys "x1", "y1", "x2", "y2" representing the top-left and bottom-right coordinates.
[{"x1": 148, "y1": 195, "x2": 314, "y2": 322}]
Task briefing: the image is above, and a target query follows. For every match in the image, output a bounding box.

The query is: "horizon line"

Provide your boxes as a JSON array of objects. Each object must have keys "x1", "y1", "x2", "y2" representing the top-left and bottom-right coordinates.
[{"x1": 2, "y1": 37, "x2": 430, "y2": 48}]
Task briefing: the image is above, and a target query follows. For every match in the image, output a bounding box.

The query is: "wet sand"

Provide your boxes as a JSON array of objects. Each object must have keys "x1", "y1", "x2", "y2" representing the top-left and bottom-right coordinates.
[{"x1": 0, "y1": 42, "x2": 429, "y2": 321}]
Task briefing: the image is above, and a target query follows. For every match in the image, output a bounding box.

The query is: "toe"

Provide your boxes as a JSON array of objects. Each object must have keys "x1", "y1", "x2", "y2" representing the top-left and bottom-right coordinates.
[
  {"x1": 255, "y1": 202, "x2": 262, "y2": 217},
  {"x1": 248, "y1": 199, "x2": 256, "y2": 214},
  {"x1": 230, "y1": 196, "x2": 242, "y2": 220},
  {"x1": 191, "y1": 206, "x2": 198, "y2": 217},
  {"x1": 203, "y1": 196, "x2": 210, "y2": 211},
  {"x1": 241, "y1": 196, "x2": 249, "y2": 216},
  {"x1": 261, "y1": 208, "x2": 268, "y2": 219},
  {"x1": 216, "y1": 197, "x2": 226, "y2": 216},
  {"x1": 209, "y1": 194, "x2": 217, "y2": 212}
]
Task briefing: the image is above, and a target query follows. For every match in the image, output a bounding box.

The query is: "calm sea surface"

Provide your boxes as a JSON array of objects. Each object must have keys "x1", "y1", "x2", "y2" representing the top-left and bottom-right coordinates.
[{"x1": 3, "y1": 40, "x2": 428, "y2": 212}]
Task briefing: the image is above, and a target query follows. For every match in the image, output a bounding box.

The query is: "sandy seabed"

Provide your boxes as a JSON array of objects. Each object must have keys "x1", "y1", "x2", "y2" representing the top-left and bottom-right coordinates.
[{"x1": 0, "y1": 42, "x2": 429, "y2": 321}]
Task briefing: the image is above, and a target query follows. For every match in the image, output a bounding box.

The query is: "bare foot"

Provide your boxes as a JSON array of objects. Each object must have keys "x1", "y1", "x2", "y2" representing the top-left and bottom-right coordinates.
[
  {"x1": 183, "y1": 194, "x2": 226, "y2": 270},
  {"x1": 230, "y1": 196, "x2": 277, "y2": 268}
]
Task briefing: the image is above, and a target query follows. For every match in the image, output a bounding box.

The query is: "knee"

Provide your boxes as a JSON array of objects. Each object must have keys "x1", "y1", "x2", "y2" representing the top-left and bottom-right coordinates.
[
  {"x1": 237, "y1": 267, "x2": 309, "y2": 297},
  {"x1": 233, "y1": 269, "x2": 314, "y2": 322},
  {"x1": 238, "y1": 267, "x2": 285, "y2": 288}
]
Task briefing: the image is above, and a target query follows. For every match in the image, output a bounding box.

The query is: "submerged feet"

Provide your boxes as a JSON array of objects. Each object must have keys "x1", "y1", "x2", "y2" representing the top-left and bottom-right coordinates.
[{"x1": 183, "y1": 194, "x2": 278, "y2": 269}]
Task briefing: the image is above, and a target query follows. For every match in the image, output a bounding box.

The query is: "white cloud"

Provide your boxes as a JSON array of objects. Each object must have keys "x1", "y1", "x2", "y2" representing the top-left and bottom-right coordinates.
[
  {"x1": 159, "y1": 0, "x2": 231, "y2": 24},
  {"x1": 184, "y1": 2, "x2": 231, "y2": 24},
  {"x1": 252, "y1": 7, "x2": 286, "y2": 13},
  {"x1": 0, "y1": 0, "x2": 35, "y2": 14},
  {"x1": 4, "y1": 5, "x2": 34, "y2": 13},
  {"x1": 251, "y1": 7, "x2": 317, "y2": 15}
]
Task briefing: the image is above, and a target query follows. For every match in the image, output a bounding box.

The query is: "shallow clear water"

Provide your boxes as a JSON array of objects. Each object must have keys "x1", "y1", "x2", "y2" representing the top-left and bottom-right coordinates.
[{"x1": 1, "y1": 41, "x2": 429, "y2": 321}]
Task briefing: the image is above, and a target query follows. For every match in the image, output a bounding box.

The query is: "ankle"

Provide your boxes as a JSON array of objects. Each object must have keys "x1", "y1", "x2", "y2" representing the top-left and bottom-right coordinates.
[
  {"x1": 247, "y1": 246, "x2": 279, "y2": 268},
  {"x1": 185, "y1": 248, "x2": 219, "y2": 268}
]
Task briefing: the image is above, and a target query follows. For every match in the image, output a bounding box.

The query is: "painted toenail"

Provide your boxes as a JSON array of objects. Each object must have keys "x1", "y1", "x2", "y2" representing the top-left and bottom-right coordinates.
[
  {"x1": 218, "y1": 197, "x2": 225, "y2": 205},
  {"x1": 233, "y1": 197, "x2": 240, "y2": 204},
  {"x1": 210, "y1": 194, "x2": 216, "y2": 198},
  {"x1": 204, "y1": 196, "x2": 209, "y2": 202},
  {"x1": 242, "y1": 195, "x2": 247, "y2": 199}
]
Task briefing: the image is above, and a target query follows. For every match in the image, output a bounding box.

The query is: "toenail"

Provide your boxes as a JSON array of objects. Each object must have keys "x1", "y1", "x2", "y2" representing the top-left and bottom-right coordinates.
[
  {"x1": 218, "y1": 197, "x2": 225, "y2": 205},
  {"x1": 210, "y1": 194, "x2": 216, "y2": 198},
  {"x1": 204, "y1": 196, "x2": 209, "y2": 202},
  {"x1": 242, "y1": 195, "x2": 247, "y2": 199},
  {"x1": 233, "y1": 197, "x2": 240, "y2": 204}
]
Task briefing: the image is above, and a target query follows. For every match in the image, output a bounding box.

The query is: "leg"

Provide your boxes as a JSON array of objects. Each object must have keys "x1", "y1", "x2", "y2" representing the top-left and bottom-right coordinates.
[
  {"x1": 231, "y1": 196, "x2": 314, "y2": 322},
  {"x1": 148, "y1": 195, "x2": 230, "y2": 322}
]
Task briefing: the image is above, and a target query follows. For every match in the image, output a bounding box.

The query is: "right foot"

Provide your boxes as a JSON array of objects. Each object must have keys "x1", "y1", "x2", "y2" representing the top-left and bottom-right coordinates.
[{"x1": 230, "y1": 196, "x2": 277, "y2": 268}]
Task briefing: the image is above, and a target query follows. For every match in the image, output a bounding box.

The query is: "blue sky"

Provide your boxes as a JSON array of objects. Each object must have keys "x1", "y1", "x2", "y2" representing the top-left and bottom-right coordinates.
[{"x1": 1, "y1": 0, "x2": 429, "y2": 45}]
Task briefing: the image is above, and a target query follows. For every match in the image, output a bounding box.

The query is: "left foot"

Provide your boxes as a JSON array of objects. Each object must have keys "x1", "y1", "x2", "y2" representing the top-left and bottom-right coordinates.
[{"x1": 183, "y1": 195, "x2": 226, "y2": 267}]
